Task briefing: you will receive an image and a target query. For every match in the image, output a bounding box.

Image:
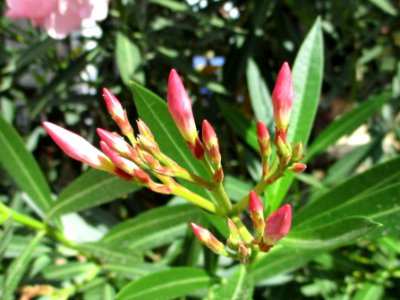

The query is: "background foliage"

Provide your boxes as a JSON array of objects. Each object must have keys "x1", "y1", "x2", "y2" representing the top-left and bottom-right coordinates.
[{"x1": 0, "y1": 0, "x2": 399, "y2": 299}]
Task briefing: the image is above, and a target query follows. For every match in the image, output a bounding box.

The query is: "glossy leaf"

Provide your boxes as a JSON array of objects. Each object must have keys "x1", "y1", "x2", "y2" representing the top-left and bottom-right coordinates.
[
  {"x1": 1, "y1": 232, "x2": 44, "y2": 300},
  {"x1": 246, "y1": 58, "x2": 273, "y2": 126},
  {"x1": 47, "y1": 169, "x2": 140, "y2": 219},
  {"x1": 116, "y1": 32, "x2": 144, "y2": 86},
  {"x1": 283, "y1": 217, "x2": 380, "y2": 250},
  {"x1": 305, "y1": 93, "x2": 391, "y2": 160},
  {"x1": 43, "y1": 262, "x2": 99, "y2": 281},
  {"x1": 294, "y1": 157, "x2": 400, "y2": 230},
  {"x1": 267, "y1": 17, "x2": 324, "y2": 211},
  {"x1": 0, "y1": 220, "x2": 13, "y2": 261},
  {"x1": 116, "y1": 267, "x2": 211, "y2": 300},
  {"x1": 224, "y1": 175, "x2": 252, "y2": 202},
  {"x1": 103, "y1": 263, "x2": 167, "y2": 279},
  {"x1": 250, "y1": 247, "x2": 322, "y2": 283},
  {"x1": 102, "y1": 204, "x2": 202, "y2": 251},
  {"x1": 353, "y1": 283, "x2": 384, "y2": 300},
  {"x1": 83, "y1": 280, "x2": 116, "y2": 300},
  {"x1": 77, "y1": 242, "x2": 142, "y2": 265},
  {"x1": 214, "y1": 265, "x2": 254, "y2": 300},
  {"x1": 0, "y1": 114, "x2": 53, "y2": 218}
]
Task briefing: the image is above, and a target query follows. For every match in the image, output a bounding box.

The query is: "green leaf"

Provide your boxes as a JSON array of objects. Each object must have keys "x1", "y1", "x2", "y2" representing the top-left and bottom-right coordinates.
[
  {"x1": 353, "y1": 283, "x2": 384, "y2": 300},
  {"x1": 0, "y1": 114, "x2": 53, "y2": 217},
  {"x1": 116, "y1": 32, "x2": 144, "y2": 86},
  {"x1": 116, "y1": 267, "x2": 211, "y2": 300},
  {"x1": 0, "y1": 220, "x2": 13, "y2": 261},
  {"x1": 43, "y1": 261, "x2": 99, "y2": 281},
  {"x1": 1, "y1": 232, "x2": 44, "y2": 300},
  {"x1": 11, "y1": 38, "x2": 55, "y2": 71},
  {"x1": 224, "y1": 175, "x2": 252, "y2": 202},
  {"x1": 47, "y1": 169, "x2": 140, "y2": 219},
  {"x1": 283, "y1": 217, "x2": 380, "y2": 250},
  {"x1": 83, "y1": 281, "x2": 116, "y2": 300},
  {"x1": 4, "y1": 235, "x2": 50, "y2": 258},
  {"x1": 305, "y1": 93, "x2": 391, "y2": 160},
  {"x1": 103, "y1": 263, "x2": 167, "y2": 279},
  {"x1": 150, "y1": 0, "x2": 189, "y2": 12},
  {"x1": 218, "y1": 99, "x2": 258, "y2": 150},
  {"x1": 250, "y1": 247, "x2": 322, "y2": 283},
  {"x1": 294, "y1": 157, "x2": 400, "y2": 231},
  {"x1": 246, "y1": 58, "x2": 273, "y2": 126},
  {"x1": 267, "y1": 17, "x2": 324, "y2": 211},
  {"x1": 77, "y1": 242, "x2": 142, "y2": 265},
  {"x1": 102, "y1": 204, "x2": 202, "y2": 252},
  {"x1": 214, "y1": 265, "x2": 254, "y2": 300},
  {"x1": 368, "y1": 0, "x2": 398, "y2": 15}
]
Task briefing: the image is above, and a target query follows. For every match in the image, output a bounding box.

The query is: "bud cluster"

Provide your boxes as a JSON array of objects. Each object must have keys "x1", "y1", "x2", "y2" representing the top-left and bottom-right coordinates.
[
  {"x1": 43, "y1": 63, "x2": 306, "y2": 264},
  {"x1": 190, "y1": 190, "x2": 292, "y2": 263}
]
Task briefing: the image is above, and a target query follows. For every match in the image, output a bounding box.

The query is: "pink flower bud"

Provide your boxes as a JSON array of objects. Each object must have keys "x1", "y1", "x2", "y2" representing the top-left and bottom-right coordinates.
[
  {"x1": 102, "y1": 88, "x2": 133, "y2": 136},
  {"x1": 100, "y1": 141, "x2": 138, "y2": 174},
  {"x1": 202, "y1": 120, "x2": 221, "y2": 166},
  {"x1": 43, "y1": 122, "x2": 114, "y2": 172},
  {"x1": 190, "y1": 223, "x2": 227, "y2": 255},
  {"x1": 96, "y1": 128, "x2": 131, "y2": 157},
  {"x1": 272, "y1": 62, "x2": 294, "y2": 131},
  {"x1": 167, "y1": 69, "x2": 198, "y2": 145},
  {"x1": 248, "y1": 191, "x2": 265, "y2": 237},
  {"x1": 264, "y1": 204, "x2": 292, "y2": 245},
  {"x1": 292, "y1": 163, "x2": 307, "y2": 173},
  {"x1": 213, "y1": 166, "x2": 224, "y2": 184},
  {"x1": 226, "y1": 219, "x2": 241, "y2": 250}
]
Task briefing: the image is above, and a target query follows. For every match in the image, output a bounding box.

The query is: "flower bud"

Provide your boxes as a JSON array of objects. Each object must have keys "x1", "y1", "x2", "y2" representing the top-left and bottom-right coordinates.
[
  {"x1": 248, "y1": 191, "x2": 265, "y2": 237},
  {"x1": 291, "y1": 141, "x2": 304, "y2": 162},
  {"x1": 102, "y1": 88, "x2": 134, "y2": 137},
  {"x1": 264, "y1": 204, "x2": 292, "y2": 245},
  {"x1": 213, "y1": 166, "x2": 224, "y2": 184},
  {"x1": 291, "y1": 163, "x2": 307, "y2": 173},
  {"x1": 167, "y1": 69, "x2": 198, "y2": 145},
  {"x1": 43, "y1": 122, "x2": 114, "y2": 173},
  {"x1": 237, "y1": 243, "x2": 251, "y2": 264},
  {"x1": 100, "y1": 141, "x2": 139, "y2": 174},
  {"x1": 202, "y1": 120, "x2": 221, "y2": 166},
  {"x1": 190, "y1": 223, "x2": 228, "y2": 256},
  {"x1": 136, "y1": 119, "x2": 155, "y2": 141},
  {"x1": 96, "y1": 128, "x2": 131, "y2": 157},
  {"x1": 226, "y1": 219, "x2": 242, "y2": 250},
  {"x1": 272, "y1": 62, "x2": 294, "y2": 132},
  {"x1": 257, "y1": 121, "x2": 271, "y2": 157}
]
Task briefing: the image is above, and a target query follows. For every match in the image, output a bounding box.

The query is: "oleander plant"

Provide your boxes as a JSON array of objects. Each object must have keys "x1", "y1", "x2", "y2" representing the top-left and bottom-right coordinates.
[{"x1": 1, "y1": 1, "x2": 399, "y2": 299}]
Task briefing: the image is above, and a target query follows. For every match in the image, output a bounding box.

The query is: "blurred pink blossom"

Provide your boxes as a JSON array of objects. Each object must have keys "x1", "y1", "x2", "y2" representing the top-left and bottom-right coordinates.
[{"x1": 5, "y1": 0, "x2": 110, "y2": 39}]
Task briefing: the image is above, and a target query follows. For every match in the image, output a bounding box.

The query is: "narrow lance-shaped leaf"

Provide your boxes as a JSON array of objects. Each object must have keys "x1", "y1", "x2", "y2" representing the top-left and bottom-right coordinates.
[
  {"x1": 0, "y1": 114, "x2": 53, "y2": 218},
  {"x1": 214, "y1": 265, "x2": 254, "y2": 300},
  {"x1": 47, "y1": 169, "x2": 140, "y2": 219},
  {"x1": 116, "y1": 267, "x2": 212, "y2": 300}
]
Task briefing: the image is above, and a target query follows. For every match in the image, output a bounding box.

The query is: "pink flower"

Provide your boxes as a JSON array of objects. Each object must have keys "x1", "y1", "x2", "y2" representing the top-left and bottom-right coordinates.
[
  {"x1": 167, "y1": 69, "x2": 198, "y2": 146},
  {"x1": 264, "y1": 204, "x2": 292, "y2": 245},
  {"x1": 5, "y1": 0, "x2": 110, "y2": 39},
  {"x1": 272, "y1": 62, "x2": 294, "y2": 131},
  {"x1": 42, "y1": 121, "x2": 114, "y2": 172},
  {"x1": 190, "y1": 223, "x2": 227, "y2": 255},
  {"x1": 248, "y1": 191, "x2": 265, "y2": 236}
]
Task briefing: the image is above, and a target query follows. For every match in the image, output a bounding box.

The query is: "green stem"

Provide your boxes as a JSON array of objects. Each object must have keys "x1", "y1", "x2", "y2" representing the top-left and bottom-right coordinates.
[
  {"x1": 199, "y1": 158, "x2": 232, "y2": 214},
  {"x1": 0, "y1": 202, "x2": 75, "y2": 248},
  {"x1": 171, "y1": 184, "x2": 224, "y2": 216},
  {"x1": 229, "y1": 157, "x2": 282, "y2": 216}
]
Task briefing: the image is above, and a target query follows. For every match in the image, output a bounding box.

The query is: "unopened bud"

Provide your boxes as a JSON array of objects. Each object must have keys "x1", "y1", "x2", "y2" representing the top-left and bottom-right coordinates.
[
  {"x1": 291, "y1": 141, "x2": 304, "y2": 162},
  {"x1": 272, "y1": 62, "x2": 294, "y2": 131},
  {"x1": 136, "y1": 119, "x2": 155, "y2": 141},
  {"x1": 213, "y1": 167, "x2": 224, "y2": 183},
  {"x1": 97, "y1": 128, "x2": 131, "y2": 157},
  {"x1": 42, "y1": 122, "x2": 115, "y2": 173},
  {"x1": 226, "y1": 219, "x2": 242, "y2": 250},
  {"x1": 100, "y1": 141, "x2": 139, "y2": 174},
  {"x1": 190, "y1": 223, "x2": 228, "y2": 256},
  {"x1": 291, "y1": 163, "x2": 307, "y2": 173},
  {"x1": 237, "y1": 243, "x2": 251, "y2": 264},
  {"x1": 257, "y1": 121, "x2": 271, "y2": 158},
  {"x1": 248, "y1": 191, "x2": 265, "y2": 237},
  {"x1": 264, "y1": 204, "x2": 292, "y2": 245},
  {"x1": 275, "y1": 135, "x2": 291, "y2": 159},
  {"x1": 102, "y1": 88, "x2": 133, "y2": 137},
  {"x1": 167, "y1": 69, "x2": 198, "y2": 145},
  {"x1": 190, "y1": 137, "x2": 205, "y2": 159},
  {"x1": 137, "y1": 134, "x2": 160, "y2": 153}
]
